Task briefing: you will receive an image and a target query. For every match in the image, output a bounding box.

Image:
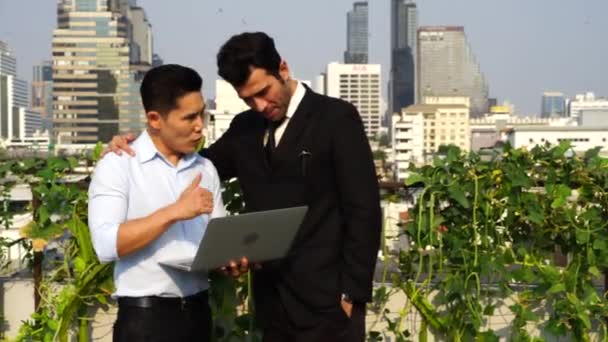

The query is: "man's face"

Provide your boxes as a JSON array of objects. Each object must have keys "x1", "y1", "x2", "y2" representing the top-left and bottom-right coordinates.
[
  {"x1": 148, "y1": 91, "x2": 206, "y2": 155},
  {"x1": 236, "y1": 62, "x2": 292, "y2": 122}
]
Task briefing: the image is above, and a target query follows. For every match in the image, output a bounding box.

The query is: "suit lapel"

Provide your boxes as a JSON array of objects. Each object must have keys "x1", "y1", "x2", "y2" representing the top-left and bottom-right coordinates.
[{"x1": 272, "y1": 88, "x2": 316, "y2": 168}]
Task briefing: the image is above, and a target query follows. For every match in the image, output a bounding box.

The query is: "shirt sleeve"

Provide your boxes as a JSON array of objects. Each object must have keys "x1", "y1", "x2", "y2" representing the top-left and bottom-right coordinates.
[{"x1": 88, "y1": 155, "x2": 128, "y2": 263}]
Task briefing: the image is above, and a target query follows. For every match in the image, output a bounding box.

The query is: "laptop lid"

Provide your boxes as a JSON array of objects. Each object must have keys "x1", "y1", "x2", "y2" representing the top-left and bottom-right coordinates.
[{"x1": 162, "y1": 206, "x2": 307, "y2": 272}]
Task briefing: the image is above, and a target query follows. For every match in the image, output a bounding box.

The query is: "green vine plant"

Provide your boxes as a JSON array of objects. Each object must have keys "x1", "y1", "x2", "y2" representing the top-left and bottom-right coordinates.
[
  {"x1": 3, "y1": 140, "x2": 607, "y2": 342},
  {"x1": 368, "y1": 142, "x2": 608, "y2": 342},
  {"x1": 1, "y1": 142, "x2": 258, "y2": 342}
]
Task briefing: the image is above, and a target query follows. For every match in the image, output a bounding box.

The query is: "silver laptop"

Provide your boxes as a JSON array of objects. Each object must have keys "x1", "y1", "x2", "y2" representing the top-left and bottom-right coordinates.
[{"x1": 159, "y1": 206, "x2": 307, "y2": 272}]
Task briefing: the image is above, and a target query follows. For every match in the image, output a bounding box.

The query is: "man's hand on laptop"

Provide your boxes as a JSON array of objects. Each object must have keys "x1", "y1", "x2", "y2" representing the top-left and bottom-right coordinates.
[
  {"x1": 101, "y1": 132, "x2": 137, "y2": 157},
  {"x1": 170, "y1": 173, "x2": 214, "y2": 220},
  {"x1": 220, "y1": 257, "x2": 262, "y2": 278}
]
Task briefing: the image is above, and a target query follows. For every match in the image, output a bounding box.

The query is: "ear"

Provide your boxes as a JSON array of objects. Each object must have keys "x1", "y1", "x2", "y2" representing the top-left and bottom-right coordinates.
[
  {"x1": 146, "y1": 111, "x2": 163, "y2": 130},
  {"x1": 278, "y1": 60, "x2": 290, "y2": 82}
]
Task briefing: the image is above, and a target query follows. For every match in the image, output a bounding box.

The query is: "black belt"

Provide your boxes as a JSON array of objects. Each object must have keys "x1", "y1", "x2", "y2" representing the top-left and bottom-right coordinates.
[{"x1": 118, "y1": 290, "x2": 208, "y2": 310}]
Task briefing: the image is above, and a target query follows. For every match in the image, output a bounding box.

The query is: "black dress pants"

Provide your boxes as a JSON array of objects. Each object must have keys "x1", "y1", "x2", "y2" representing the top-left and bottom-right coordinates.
[
  {"x1": 113, "y1": 291, "x2": 211, "y2": 342},
  {"x1": 262, "y1": 297, "x2": 366, "y2": 342}
]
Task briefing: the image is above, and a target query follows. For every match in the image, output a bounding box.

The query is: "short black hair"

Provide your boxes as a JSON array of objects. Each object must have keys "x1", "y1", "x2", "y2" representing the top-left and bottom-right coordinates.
[
  {"x1": 217, "y1": 32, "x2": 282, "y2": 88},
  {"x1": 140, "y1": 64, "x2": 202, "y2": 115}
]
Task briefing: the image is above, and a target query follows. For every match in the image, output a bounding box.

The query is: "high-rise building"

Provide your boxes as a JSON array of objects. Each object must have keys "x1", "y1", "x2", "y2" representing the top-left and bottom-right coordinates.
[
  {"x1": 32, "y1": 61, "x2": 54, "y2": 130},
  {"x1": 325, "y1": 62, "x2": 382, "y2": 138},
  {"x1": 0, "y1": 41, "x2": 17, "y2": 77},
  {"x1": 127, "y1": 6, "x2": 153, "y2": 65},
  {"x1": 417, "y1": 26, "x2": 489, "y2": 118},
  {"x1": 0, "y1": 41, "x2": 42, "y2": 145},
  {"x1": 540, "y1": 92, "x2": 566, "y2": 118},
  {"x1": 541, "y1": 92, "x2": 566, "y2": 118},
  {"x1": 344, "y1": 2, "x2": 368, "y2": 64},
  {"x1": 389, "y1": 0, "x2": 417, "y2": 116},
  {"x1": 51, "y1": 0, "x2": 153, "y2": 149}
]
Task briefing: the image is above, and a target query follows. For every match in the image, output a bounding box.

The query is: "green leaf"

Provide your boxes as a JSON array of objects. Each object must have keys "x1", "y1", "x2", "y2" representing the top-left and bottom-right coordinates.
[
  {"x1": 483, "y1": 304, "x2": 496, "y2": 316},
  {"x1": 476, "y1": 330, "x2": 499, "y2": 342},
  {"x1": 35, "y1": 168, "x2": 54, "y2": 182},
  {"x1": 588, "y1": 266, "x2": 601, "y2": 278},
  {"x1": 46, "y1": 319, "x2": 58, "y2": 331},
  {"x1": 95, "y1": 294, "x2": 108, "y2": 305},
  {"x1": 73, "y1": 256, "x2": 87, "y2": 275},
  {"x1": 510, "y1": 303, "x2": 539, "y2": 322},
  {"x1": 68, "y1": 214, "x2": 96, "y2": 264},
  {"x1": 66, "y1": 156, "x2": 79, "y2": 169},
  {"x1": 575, "y1": 230, "x2": 590, "y2": 245},
  {"x1": 547, "y1": 283, "x2": 566, "y2": 294},
  {"x1": 37, "y1": 206, "x2": 49, "y2": 225},
  {"x1": 583, "y1": 146, "x2": 602, "y2": 160},
  {"x1": 578, "y1": 311, "x2": 592, "y2": 329},
  {"x1": 92, "y1": 141, "x2": 104, "y2": 161},
  {"x1": 405, "y1": 173, "x2": 425, "y2": 186},
  {"x1": 527, "y1": 210, "x2": 544, "y2": 225},
  {"x1": 592, "y1": 238, "x2": 607, "y2": 251},
  {"x1": 545, "y1": 318, "x2": 567, "y2": 336},
  {"x1": 512, "y1": 266, "x2": 536, "y2": 283},
  {"x1": 448, "y1": 185, "x2": 470, "y2": 208}
]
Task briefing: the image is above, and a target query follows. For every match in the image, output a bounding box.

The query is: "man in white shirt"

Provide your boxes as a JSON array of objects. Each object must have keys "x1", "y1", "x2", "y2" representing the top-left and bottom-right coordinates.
[{"x1": 88, "y1": 64, "x2": 225, "y2": 341}]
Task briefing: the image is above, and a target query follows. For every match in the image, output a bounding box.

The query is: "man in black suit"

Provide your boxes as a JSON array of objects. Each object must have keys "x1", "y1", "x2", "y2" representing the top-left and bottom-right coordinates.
[{"x1": 107, "y1": 32, "x2": 381, "y2": 341}]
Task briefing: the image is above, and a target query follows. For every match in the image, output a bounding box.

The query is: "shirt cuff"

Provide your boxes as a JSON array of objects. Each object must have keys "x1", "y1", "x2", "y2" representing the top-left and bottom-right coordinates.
[{"x1": 91, "y1": 222, "x2": 120, "y2": 263}]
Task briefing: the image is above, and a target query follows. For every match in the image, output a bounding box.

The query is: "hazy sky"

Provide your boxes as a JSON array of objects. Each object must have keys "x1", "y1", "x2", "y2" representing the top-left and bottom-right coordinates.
[{"x1": 0, "y1": 0, "x2": 606, "y2": 114}]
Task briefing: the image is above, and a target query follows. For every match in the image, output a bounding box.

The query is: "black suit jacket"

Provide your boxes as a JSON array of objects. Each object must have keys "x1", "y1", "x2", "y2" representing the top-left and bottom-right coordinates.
[{"x1": 202, "y1": 86, "x2": 381, "y2": 327}]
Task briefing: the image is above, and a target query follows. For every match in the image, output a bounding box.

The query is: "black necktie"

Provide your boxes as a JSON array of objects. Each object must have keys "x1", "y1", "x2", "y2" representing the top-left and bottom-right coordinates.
[{"x1": 265, "y1": 117, "x2": 286, "y2": 163}]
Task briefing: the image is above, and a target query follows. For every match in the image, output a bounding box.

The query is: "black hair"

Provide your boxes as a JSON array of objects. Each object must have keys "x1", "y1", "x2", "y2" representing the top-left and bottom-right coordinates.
[
  {"x1": 217, "y1": 32, "x2": 282, "y2": 87},
  {"x1": 140, "y1": 64, "x2": 202, "y2": 115}
]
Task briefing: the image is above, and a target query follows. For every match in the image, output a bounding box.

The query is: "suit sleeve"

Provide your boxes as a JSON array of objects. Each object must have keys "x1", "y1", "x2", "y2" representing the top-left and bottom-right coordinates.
[
  {"x1": 331, "y1": 103, "x2": 382, "y2": 303},
  {"x1": 200, "y1": 117, "x2": 239, "y2": 181}
]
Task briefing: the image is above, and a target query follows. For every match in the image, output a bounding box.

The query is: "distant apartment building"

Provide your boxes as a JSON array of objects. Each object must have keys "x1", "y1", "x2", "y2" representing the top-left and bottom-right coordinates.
[
  {"x1": 568, "y1": 92, "x2": 608, "y2": 123},
  {"x1": 578, "y1": 109, "x2": 608, "y2": 128},
  {"x1": 392, "y1": 101, "x2": 470, "y2": 180},
  {"x1": 417, "y1": 26, "x2": 489, "y2": 117},
  {"x1": 470, "y1": 113, "x2": 577, "y2": 151},
  {"x1": 505, "y1": 126, "x2": 608, "y2": 155},
  {"x1": 325, "y1": 62, "x2": 382, "y2": 138}
]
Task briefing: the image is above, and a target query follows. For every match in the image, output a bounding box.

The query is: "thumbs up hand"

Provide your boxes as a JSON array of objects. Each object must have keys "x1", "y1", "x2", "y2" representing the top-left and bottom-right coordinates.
[{"x1": 172, "y1": 173, "x2": 214, "y2": 220}]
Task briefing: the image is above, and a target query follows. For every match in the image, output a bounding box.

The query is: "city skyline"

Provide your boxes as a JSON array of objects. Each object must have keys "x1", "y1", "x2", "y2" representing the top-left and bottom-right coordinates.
[
  {"x1": 51, "y1": 0, "x2": 152, "y2": 147},
  {"x1": 0, "y1": 0, "x2": 606, "y2": 115}
]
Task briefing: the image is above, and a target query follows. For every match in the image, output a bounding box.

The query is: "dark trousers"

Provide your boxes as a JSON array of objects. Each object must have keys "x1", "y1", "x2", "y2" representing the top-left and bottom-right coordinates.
[
  {"x1": 113, "y1": 291, "x2": 211, "y2": 342},
  {"x1": 262, "y1": 298, "x2": 366, "y2": 342}
]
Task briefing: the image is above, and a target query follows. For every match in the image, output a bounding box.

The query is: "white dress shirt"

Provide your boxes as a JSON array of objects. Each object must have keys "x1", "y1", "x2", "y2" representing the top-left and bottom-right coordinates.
[
  {"x1": 88, "y1": 130, "x2": 226, "y2": 298},
  {"x1": 264, "y1": 81, "x2": 307, "y2": 146}
]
